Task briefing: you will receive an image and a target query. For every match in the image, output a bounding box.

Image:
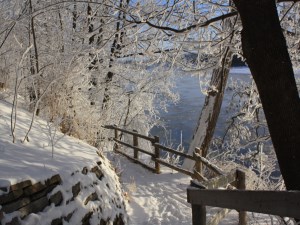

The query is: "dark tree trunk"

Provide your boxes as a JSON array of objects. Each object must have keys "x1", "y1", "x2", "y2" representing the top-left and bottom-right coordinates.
[
  {"x1": 102, "y1": 0, "x2": 130, "y2": 108},
  {"x1": 233, "y1": 0, "x2": 300, "y2": 190},
  {"x1": 72, "y1": 0, "x2": 77, "y2": 42},
  {"x1": 28, "y1": 0, "x2": 40, "y2": 116}
]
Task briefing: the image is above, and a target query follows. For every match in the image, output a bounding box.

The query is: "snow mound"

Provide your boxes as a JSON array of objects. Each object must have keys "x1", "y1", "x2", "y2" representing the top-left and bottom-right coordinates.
[
  {"x1": 0, "y1": 99, "x2": 100, "y2": 187},
  {"x1": 0, "y1": 99, "x2": 128, "y2": 224}
]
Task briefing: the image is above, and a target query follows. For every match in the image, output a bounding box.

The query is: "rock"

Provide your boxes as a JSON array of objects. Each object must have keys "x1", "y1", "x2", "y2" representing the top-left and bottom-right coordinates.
[
  {"x1": 82, "y1": 167, "x2": 88, "y2": 175},
  {"x1": 10, "y1": 180, "x2": 32, "y2": 192},
  {"x1": 45, "y1": 175, "x2": 61, "y2": 186},
  {"x1": 30, "y1": 184, "x2": 57, "y2": 202},
  {"x1": 24, "y1": 177, "x2": 59, "y2": 198},
  {"x1": 51, "y1": 218, "x2": 62, "y2": 225},
  {"x1": 64, "y1": 211, "x2": 74, "y2": 222},
  {"x1": 24, "y1": 182, "x2": 46, "y2": 196},
  {"x1": 84, "y1": 192, "x2": 98, "y2": 205},
  {"x1": 49, "y1": 191, "x2": 63, "y2": 206},
  {"x1": 91, "y1": 166, "x2": 104, "y2": 180},
  {"x1": 50, "y1": 211, "x2": 74, "y2": 225},
  {"x1": 1, "y1": 197, "x2": 30, "y2": 213},
  {"x1": 5, "y1": 217, "x2": 20, "y2": 225},
  {"x1": 100, "y1": 219, "x2": 107, "y2": 225},
  {"x1": 18, "y1": 196, "x2": 48, "y2": 218},
  {"x1": 81, "y1": 211, "x2": 93, "y2": 225},
  {"x1": 0, "y1": 189, "x2": 23, "y2": 205},
  {"x1": 113, "y1": 214, "x2": 125, "y2": 225},
  {"x1": 72, "y1": 182, "x2": 81, "y2": 199}
]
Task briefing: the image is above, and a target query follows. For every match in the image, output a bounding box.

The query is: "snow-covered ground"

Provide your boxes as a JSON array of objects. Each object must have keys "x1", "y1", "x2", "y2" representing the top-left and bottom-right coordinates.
[
  {"x1": 0, "y1": 99, "x2": 100, "y2": 189},
  {"x1": 106, "y1": 151, "x2": 297, "y2": 225},
  {"x1": 105, "y1": 151, "x2": 243, "y2": 225},
  {"x1": 106, "y1": 151, "x2": 193, "y2": 225}
]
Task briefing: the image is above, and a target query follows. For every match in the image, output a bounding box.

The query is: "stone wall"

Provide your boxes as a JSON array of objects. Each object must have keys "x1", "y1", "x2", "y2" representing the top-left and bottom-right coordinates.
[{"x1": 0, "y1": 158, "x2": 127, "y2": 225}]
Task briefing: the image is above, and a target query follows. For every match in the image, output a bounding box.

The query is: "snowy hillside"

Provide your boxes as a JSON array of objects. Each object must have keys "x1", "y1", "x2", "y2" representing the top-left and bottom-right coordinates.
[
  {"x1": 0, "y1": 99, "x2": 100, "y2": 186},
  {"x1": 0, "y1": 98, "x2": 128, "y2": 225}
]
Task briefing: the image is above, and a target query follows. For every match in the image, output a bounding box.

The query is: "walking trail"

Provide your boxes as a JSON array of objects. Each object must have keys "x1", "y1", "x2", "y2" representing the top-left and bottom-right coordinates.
[{"x1": 106, "y1": 151, "x2": 242, "y2": 225}]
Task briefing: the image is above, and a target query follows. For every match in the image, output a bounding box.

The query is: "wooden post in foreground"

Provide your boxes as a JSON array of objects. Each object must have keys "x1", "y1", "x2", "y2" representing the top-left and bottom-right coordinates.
[
  {"x1": 154, "y1": 136, "x2": 160, "y2": 174},
  {"x1": 133, "y1": 130, "x2": 139, "y2": 160},
  {"x1": 192, "y1": 205, "x2": 206, "y2": 225},
  {"x1": 190, "y1": 181, "x2": 206, "y2": 225},
  {"x1": 237, "y1": 169, "x2": 247, "y2": 225}
]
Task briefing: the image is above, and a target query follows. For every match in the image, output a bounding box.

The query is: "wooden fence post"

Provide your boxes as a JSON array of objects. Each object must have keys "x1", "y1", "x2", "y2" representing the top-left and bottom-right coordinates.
[
  {"x1": 114, "y1": 127, "x2": 119, "y2": 152},
  {"x1": 237, "y1": 169, "x2": 247, "y2": 225},
  {"x1": 133, "y1": 130, "x2": 139, "y2": 160},
  {"x1": 192, "y1": 205, "x2": 206, "y2": 225},
  {"x1": 195, "y1": 148, "x2": 203, "y2": 176},
  {"x1": 190, "y1": 181, "x2": 206, "y2": 225},
  {"x1": 154, "y1": 136, "x2": 160, "y2": 174}
]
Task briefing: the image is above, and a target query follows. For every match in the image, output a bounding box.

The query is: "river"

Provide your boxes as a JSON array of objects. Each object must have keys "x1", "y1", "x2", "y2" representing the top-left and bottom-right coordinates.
[{"x1": 150, "y1": 67, "x2": 253, "y2": 150}]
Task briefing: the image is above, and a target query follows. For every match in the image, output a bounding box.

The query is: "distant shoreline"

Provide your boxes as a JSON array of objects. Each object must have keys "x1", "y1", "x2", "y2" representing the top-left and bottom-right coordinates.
[{"x1": 230, "y1": 66, "x2": 300, "y2": 75}]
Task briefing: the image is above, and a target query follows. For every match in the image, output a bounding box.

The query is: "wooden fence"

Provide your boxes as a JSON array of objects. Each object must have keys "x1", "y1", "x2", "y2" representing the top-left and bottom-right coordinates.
[
  {"x1": 188, "y1": 169, "x2": 247, "y2": 225},
  {"x1": 103, "y1": 125, "x2": 221, "y2": 180},
  {"x1": 103, "y1": 125, "x2": 300, "y2": 224},
  {"x1": 188, "y1": 178, "x2": 300, "y2": 225}
]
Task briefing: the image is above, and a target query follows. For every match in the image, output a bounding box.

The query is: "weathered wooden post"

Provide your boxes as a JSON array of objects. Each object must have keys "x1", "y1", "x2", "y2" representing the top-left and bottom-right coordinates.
[
  {"x1": 237, "y1": 169, "x2": 247, "y2": 225},
  {"x1": 133, "y1": 130, "x2": 139, "y2": 160},
  {"x1": 113, "y1": 126, "x2": 119, "y2": 152},
  {"x1": 190, "y1": 150, "x2": 206, "y2": 225},
  {"x1": 189, "y1": 181, "x2": 206, "y2": 225},
  {"x1": 195, "y1": 148, "x2": 203, "y2": 175},
  {"x1": 154, "y1": 136, "x2": 160, "y2": 174},
  {"x1": 192, "y1": 205, "x2": 206, "y2": 225}
]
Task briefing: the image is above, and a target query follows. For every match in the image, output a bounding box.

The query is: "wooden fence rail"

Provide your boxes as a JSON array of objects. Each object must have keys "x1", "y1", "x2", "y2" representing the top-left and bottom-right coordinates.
[
  {"x1": 103, "y1": 124, "x2": 232, "y2": 182},
  {"x1": 153, "y1": 143, "x2": 195, "y2": 160},
  {"x1": 104, "y1": 125, "x2": 156, "y2": 142},
  {"x1": 103, "y1": 124, "x2": 204, "y2": 176},
  {"x1": 188, "y1": 187, "x2": 300, "y2": 222},
  {"x1": 113, "y1": 138, "x2": 155, "y2": 157},
  {"x1": 189, "y1": 170, "x2": 246, "y2": 225}
]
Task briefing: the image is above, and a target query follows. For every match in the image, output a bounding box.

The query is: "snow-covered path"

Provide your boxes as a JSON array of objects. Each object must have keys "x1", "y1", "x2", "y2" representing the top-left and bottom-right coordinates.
[
  {"x1": 124, "y1": 167, "x2": 193, "y2": 225},
  {"x1": 106, "y1": 152, "x2": 193, "y2": 225},
  {"x1": 105, "y1": 151, "x2": 243, "y2": 225},
  {"x1": 105, "y1": 151, "x2": 292, "y2": 225}
]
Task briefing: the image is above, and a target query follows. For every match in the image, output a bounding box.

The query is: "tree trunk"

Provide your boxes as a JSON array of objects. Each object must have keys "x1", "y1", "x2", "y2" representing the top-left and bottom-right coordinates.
[
  {"x1": 28, "y1": 0, "x2": 40, "y2": 116},
  {"x1": 183, "y1": 11, "x2": 236, "y2": 170},
  {"x1": 102, "y1": 0, "x2": 130, "y2": 109},
  {"x1": 233, "y1": 0, "x2": 300, "y2": 190},
  {"x1": 182, "y1": 49, "x2": 233, "y2": 170},
  {"x1": 72, "y1": 0, "x2": 77, "y2": 42}
]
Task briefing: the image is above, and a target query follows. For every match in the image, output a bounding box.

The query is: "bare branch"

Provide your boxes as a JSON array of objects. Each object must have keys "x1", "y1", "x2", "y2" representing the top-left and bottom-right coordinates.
[{"x1": 128, "y1": 11, "x2": 238, "y2": 33}]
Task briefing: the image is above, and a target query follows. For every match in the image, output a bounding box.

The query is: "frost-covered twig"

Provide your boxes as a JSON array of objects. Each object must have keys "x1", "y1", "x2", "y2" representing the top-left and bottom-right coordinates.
[
  {"x1": 11, "y1": 45, "x2": 33, "y2": 143},
  {"x1": 22, "y1": 78, "x2": 58, "y2": 143}
]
